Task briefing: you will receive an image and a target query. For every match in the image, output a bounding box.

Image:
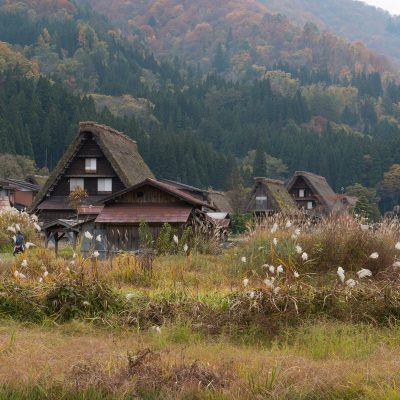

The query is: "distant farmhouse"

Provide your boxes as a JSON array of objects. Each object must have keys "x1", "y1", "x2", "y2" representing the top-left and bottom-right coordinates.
[
  {"x1": 286, "y1": 171, "x2": 351, "y2": 215},
  {"x1": 0, "y1": 177, "x2": 40, "y2": 211},
  {"x1": 245, "y1": 177, "x2": 297, "y2": 216}
]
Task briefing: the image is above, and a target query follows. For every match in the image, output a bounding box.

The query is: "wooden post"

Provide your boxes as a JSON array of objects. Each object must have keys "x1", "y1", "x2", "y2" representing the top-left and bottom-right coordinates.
[
  {"x1": 72, "y1": 232, "x2": 77, "y2": 251},
  {"x1": 54, "y1": 232, "x2": 59, "y2": 257}
]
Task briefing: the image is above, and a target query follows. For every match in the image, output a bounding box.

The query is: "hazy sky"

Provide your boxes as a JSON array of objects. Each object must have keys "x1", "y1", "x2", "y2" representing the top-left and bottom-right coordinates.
[{"x1": 362, "y1": 0, "x2": 400, "y2": 15}]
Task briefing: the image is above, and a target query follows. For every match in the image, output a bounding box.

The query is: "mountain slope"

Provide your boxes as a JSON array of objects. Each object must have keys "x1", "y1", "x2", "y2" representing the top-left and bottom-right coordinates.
[
  {"x1": 81, "y1": 0, "x2": 391, "y2": 77},
  {"x1": 262, "y1": 0, "x2": 400, "y2": 63}
]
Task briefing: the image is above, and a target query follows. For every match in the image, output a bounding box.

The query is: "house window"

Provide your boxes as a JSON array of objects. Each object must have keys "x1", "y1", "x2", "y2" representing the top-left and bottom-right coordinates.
[
  {"x1": 98, "y1": 178, "x2": 112, "y2": 193},
  {"x1": 256, "y1": 196, "x2": 267, "y2": 209},
  {"x1": 299, "y1": 189, "x2": 305, "y2": 198},
  {"x1": 307, "y1": 201, "x2": 313, "y2": 210},
  {"x1": 70, "y1": 178, "x2": 84, "y2": 192},
  {"x1": 85, "y1": 158, "x2": 97, "y2": 173}
]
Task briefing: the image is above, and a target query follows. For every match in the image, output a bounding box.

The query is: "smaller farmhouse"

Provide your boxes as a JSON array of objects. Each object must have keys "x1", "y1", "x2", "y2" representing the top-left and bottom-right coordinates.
[
  {"x1": 0, "y1": 178, "x2": 40, "y2": 211},
  {"x1": 87, "y1": 178, "x2": 217, "y2": 254},
  {"x1": 245, "y1": 177, "x2": 297, "y2": 216},
  {"x1": 286, "y1": 171, "x2": 343, "y2": 215}
]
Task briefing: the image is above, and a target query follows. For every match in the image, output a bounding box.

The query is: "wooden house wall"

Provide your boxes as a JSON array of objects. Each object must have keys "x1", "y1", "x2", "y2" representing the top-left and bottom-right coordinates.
[
  {"x1": 116, "y1": 185, "x2": 183, "y2": 204},
  {"x1": 50, "y1": 137, "x2": 125, "y2": 197},
  {"x1": 247, "y1": 183, "x2": 279, "y2": 213}
]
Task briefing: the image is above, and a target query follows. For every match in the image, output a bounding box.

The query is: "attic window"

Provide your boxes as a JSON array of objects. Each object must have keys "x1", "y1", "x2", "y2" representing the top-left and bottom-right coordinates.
[
  {"x1": 307, "y1": 201, "x2": 313, "y2": 210},
  {"x1": 137, "y1": 191, "x2": 144, "y2": 198},
  {"x1": 98, "y1": 178, "x2": 112, "y2": 193},
  {"x1": 256, "y1": 196, "x2": 267, "y2": 209},
  {"x1": 70, "y1": 178, "x2": 84, "y2": 192},
  {"x1": 299, "y1": 189, "x2": 305, "y2": 198},
  {"x1": 85, "y1": 158, "x2": 97, "y2": 173}
]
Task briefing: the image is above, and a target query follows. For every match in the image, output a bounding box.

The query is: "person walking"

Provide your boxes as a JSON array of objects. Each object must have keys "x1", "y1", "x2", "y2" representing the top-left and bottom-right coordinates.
[{"x1": 13, "y1": 230, "x2": 25, "y2": 256}]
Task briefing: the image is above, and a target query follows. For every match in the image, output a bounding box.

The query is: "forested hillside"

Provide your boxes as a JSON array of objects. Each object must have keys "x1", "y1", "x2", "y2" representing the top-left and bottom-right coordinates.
[
  {"x1": 262, "y1": 0, "x2": 400, "y2": 64},
  {"x1": 81, "y1": 0, "x2": 390, "y2": 78},
  {"x1": 2, "y1": 0, "x2": 400, "y2": 212}
]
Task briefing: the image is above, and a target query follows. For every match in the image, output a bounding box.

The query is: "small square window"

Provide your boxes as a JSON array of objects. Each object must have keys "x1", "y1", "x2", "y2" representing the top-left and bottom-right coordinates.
[
  {"x1": 137, "y1": 191, "x2": 144, "y2": 198},
  {"x1": 85, "y1": 158, "x2": 97, "y2": 173},
  {"x1": 299, "y1": 189, "x2": 305, "y2": 198},
  {"x1": 98, "y1": 178, "x2": 112, "y2": 193},
  {"x1": 70, "y1": 178, "x2": 84, "y2": 192}
]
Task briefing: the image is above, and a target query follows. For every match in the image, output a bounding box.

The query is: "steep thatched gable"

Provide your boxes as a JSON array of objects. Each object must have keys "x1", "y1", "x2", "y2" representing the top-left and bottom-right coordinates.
[
  {"x1": 246, "y1": 177, "x2": 297, "y2": 213},
  {"x1": 286, "y1": 171, "x2": 339, "y2": 213},
  {"x1": 31, "y1": 122, "x2": 154, "y2": 211}
]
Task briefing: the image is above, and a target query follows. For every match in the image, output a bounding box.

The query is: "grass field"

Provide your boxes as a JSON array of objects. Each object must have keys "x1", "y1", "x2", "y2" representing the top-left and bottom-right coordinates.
[{"x1": 2, "y1": 212, "x2": 400, "y2": 398}]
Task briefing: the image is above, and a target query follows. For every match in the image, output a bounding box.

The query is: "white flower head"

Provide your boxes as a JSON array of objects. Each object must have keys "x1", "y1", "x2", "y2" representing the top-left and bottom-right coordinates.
[
  {"x1": 18, "y1": 272, "x2": 26, "y2": 279},
  {"x1": 293, "y1": 271, "x2": 300, "y2": 278},
  {"x1": 83, "y1": 301, "x2": 90, "y2": 307},
  {"x1": 183, "y1": 243, "x2": 189, "y2": 253},
  {"x1": 31, "y1": 215, "x2": 38, "y2": 223},
  {"x1": 268, "y1": 265, "x2": 275, "y2": 274},
  {"x1": 264, "y1": 278, "x2": 274, "y2": 289},
  {"x1": 361, "y1": 224, "x2": 369, "y2": 231},
  {"x1": 125, "y1": 293, "x2": 135, "y2": 300},
  {"x1": 93, "y1": 250, "x2": 100, "y2": 258},
  {"x1": 285, "y1": 221, "x2": 292, "y2": 228},
  {"x1": 7, "y1": 226, "x2": 16, "y2": 234},
  {"x1": 173, "y1": 235, "x2": 179, "y2": 244},
  {"x1": 73, "y1": 252, "x2": 77, "y2": 259},
  {"x1": 70, "y1": 260, "x2": 75, "y2": 266},
  {"x1": 21, "y1": 259, "x2": 28, "y2": 268},
  {"x1": 296, "y1": 245, "x2": 302, "y2": 254},
  {"x1": 43, "y1": 271, "x2": 49, "y2": 277},
  {"x1": 38, "y1": 277, "x2": 43, "y2": 283},
  {"x1": 337, "y1": 267, "x2": 345, "y2": 283},
  {"x1": 270, "y1": 223, "x2": 278, "y2": 233},
  {"x1": 84, "y1": 231, "x2": 93, "y2": 240},
  {"x1": 301, "y1": 252, "x2": 308, "y2": 261},
  {"x1": 14, "y1": 270, "x2": 19, "y2": 278},
  {"x1": 273, "y1": 237, "x2": 278, "y2": 246},
  {"x1": 346, "y1": 279, "x2": 357, "y2": 288},
  {"x1": 34, "y1": 223, "x2": 41, "y2": 232},
  {"x1": 369, "y1": 252, "x2": 379, "y2": 259},
  {"x1": 277, "y1": 265, "x2": 284, "y2": 275},
  {"x1": 96, "y1": 234, "x2": 102, "y2": 242},
  {"x1": 241, "y1": 256, "x2": 247, "y2": 263},
  {"x1": 15, "y1": 224, "x2": 20, "y2": 232},
  {"x1": 243, "y1": 278, "x2": 249, "y2": 288},
  {"x1": 294, "y1": 228, "x2": 301, "y2": 236},
  {"x1": 25, "y1": 242, "x2": 36, "y2": 249},
  {"x1": 249, "y1": 291, "x2": 255, "y2": 299},
  {"x1": 357, "y1": 269, "x2": 372, "y2": 279}
]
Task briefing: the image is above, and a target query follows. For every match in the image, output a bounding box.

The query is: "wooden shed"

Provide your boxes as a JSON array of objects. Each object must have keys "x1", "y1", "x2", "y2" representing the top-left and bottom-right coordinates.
[
  {"x1": 245, "y1": 177, "x2": 297, "y2": 216},
  {"x1": 87, "y1": 178, "x2": 216, "y2": 254}
]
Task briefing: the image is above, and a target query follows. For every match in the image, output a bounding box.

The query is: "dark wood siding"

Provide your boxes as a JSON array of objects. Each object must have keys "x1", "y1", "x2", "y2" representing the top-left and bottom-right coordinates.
[
  {"x1": 50, "y1": 137, "x2": 125, "y2": 197},
  {"x1": 117, "y1": 185, "x2": 181, "y2": 204}
]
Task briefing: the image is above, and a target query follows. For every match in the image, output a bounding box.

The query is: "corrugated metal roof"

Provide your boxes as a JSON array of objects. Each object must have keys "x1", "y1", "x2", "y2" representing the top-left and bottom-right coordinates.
[{"x1": 95, "y1": 203, "x2": 193, "y2": 224}]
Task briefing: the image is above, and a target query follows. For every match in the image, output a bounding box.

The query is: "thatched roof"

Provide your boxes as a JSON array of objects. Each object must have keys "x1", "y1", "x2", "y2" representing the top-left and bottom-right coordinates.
[
  {"x1": 286, "y1": 171, "x2": 339, "y2": 213},
  {"x1": 31, "y1": 122, "x2": 154, "y2": 211},
  {"x1": 246, "y1": 177, "x2": 297, "y2": 213},
  {"x1": 207, "y1": 191, "x2": 234, "y2": 214}
]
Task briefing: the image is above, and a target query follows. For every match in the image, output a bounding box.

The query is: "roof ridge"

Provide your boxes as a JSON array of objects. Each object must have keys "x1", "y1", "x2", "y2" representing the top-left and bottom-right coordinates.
[
  {"x1": 294, "y1": 171, "x2": 327, "y2": 180},
  {"x1": 79, "y1": 121, "x2": 137, "y2": 144}
]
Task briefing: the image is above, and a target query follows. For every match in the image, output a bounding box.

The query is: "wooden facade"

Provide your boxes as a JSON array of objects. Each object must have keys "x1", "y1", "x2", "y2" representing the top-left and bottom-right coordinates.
[
  {"x1": 246, "y1": 177, "x2": 297, "y2": 216},
  {"x1": 286, "y1": 171, "x2": 342, "y2": 215},
  {"x1": 0, "y1": 178, "x2": 40, "y2": 211},
  {"x1": 31, "y1": 122, "x2": 154, "y2": 223},
  {"x1": 84, "y1": 178, "x2": 215, "y2": 254}
]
